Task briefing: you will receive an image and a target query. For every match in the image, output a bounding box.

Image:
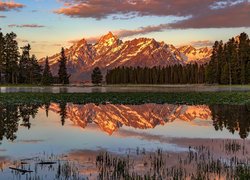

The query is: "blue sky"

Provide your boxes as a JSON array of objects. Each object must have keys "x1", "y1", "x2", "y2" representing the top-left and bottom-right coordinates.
[{"x1": 0, "y1": 0, "x2": 250, "y2": 58}]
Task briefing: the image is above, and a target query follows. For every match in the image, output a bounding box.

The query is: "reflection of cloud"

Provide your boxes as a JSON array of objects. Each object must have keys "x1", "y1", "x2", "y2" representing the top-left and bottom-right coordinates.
[
  {"x1": 15, "y1": 139, "x2": 45, "y2": 144},
  {"x1": 0, "y1": 149, "x2": 6, "y2": 152},
  {"x1": 0, "y1": 1, "x2": 24, "y2": 11},
  {"x1": 115, "y1": 128, "x2": 172, "y2": 144},
  {"x1": 8, "y1": 24, "x2": 46, "y2": 28}
]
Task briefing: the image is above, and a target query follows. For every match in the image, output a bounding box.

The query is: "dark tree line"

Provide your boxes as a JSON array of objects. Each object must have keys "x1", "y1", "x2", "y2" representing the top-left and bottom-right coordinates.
[
  {"x1": 0, "y1": 102, "x2": 68, "y2": 142},
  {"x1": 206, "y1": 32, "x2": 250, "y2": 84},
  {"x1": 210, "y1": 104, "x2": 250, "y2": 139},
  {"x1": 106, "y1": 32, "x2": 249, "y2": 85},
  {"x1": 0, "y1": 30, "x2": 69, "y2": 85},
  {"x1": 106, "y1": 64, "x2": 206, "y2": 84}
]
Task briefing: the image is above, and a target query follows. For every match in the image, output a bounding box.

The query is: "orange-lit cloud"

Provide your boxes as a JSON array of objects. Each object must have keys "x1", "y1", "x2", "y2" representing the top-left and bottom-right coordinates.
[
  {"x1": 54, "y1": 0, "x2": 202, "y2": 19},
  {"x1": 54, "y1": 0, "x2": 250, "y2": 30},
  {"x1": 170, "y1": 1, "x2": 250, "y2": 29},
  {"x1": 190, "y1": 40, "x2": 214, "y2": 47},
  {"x1": 8, "y1": 24, "x2": 46, "y2": 28},
  {"x1": 0, "y1": 1, "x2": 24, "y2": 11}
]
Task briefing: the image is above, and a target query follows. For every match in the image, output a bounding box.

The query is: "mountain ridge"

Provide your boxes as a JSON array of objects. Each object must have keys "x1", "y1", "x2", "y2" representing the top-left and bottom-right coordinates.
[{"x1": 39, "y1": 32, "x2": 212, "y2": 82}]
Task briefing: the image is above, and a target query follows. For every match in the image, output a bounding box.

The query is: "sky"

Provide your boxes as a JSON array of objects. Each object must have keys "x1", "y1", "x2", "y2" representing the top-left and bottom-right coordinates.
[{"x1": 0, "y1": 0, "x2": 250, "y2": 58}]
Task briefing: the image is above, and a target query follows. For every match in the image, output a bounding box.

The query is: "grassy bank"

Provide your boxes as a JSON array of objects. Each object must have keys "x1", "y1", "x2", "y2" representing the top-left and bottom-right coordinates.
[{"x1": 0, "y1": 92, "x2": 249, "y2": 105}]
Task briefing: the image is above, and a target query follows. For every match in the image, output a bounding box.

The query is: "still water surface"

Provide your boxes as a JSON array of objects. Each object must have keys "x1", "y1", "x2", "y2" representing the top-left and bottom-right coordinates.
[{"x1": 0, "y1": 103, "x2": 249, "y2": 179}]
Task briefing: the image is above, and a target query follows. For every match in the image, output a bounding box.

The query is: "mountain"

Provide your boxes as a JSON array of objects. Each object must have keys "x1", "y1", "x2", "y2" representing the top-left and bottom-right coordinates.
[
  {"x1": 39, "y1": 32, "x2": 212, "y2": 82},
  {"x1": 178, "y1": 45, "x2": 212, "y2": 64},
  {"x1": 48, "y1": 103, "x2": 211, "y2": 135}
]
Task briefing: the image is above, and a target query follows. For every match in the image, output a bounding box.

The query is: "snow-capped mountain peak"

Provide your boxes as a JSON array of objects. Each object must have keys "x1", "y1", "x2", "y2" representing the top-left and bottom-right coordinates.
[{"x1": 39, "y1": 32, "x2": 212, "y2": 81}]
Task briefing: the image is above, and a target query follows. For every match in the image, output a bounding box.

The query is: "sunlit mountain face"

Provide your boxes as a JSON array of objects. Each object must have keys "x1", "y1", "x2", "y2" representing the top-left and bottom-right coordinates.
[{"x1": 39, "y1": 32, "x2": 212, "y2": 82}]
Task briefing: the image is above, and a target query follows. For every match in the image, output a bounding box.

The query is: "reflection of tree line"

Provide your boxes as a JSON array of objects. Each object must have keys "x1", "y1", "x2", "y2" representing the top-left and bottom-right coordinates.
[
  {"x1": 210, "y1": 105, "x2": 250, "y2": 139},
  {"x1": 0, "y1": 104, "x2": 249, "y2": 142},
  {"x1": 0, "y1": 103, "x2": 67, "y2": 142}
]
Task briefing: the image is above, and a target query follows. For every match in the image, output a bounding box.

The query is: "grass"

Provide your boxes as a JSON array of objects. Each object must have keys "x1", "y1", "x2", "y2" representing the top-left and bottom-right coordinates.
[
  {"x1": 0, "y1": 91, "x2": 249, "y2": 105},
  {"x1": 1, "y1": 84, "x2": 250, "y2": 88}
]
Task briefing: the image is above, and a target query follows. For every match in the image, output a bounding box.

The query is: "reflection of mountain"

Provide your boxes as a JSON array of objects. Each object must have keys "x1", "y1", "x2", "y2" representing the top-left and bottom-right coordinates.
[{"x1": 49, "y1": 103, "x2": 211, "y2": 135}]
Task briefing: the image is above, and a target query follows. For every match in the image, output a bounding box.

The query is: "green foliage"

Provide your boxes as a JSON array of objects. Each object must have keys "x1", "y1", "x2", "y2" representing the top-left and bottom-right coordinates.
[
  {"x1": 91, "y1": 67, "x2": 103, "y2": 85},
  {"x1": 3, "y1": 32, "x2": 19, "y2": 84},
  {"x1": 0, "y1": 30, "x2": 42, "y2": 85},
  {"x1": 0, "y1": 31, "x2": 5, "y2": 83},
  {"x1": 106, "y1": 64, "x2": 205, "y2": 84},
  {"x1": 41, "y1": 57, "x2": 53, "y2": 85},
  {"x1": 0, "y1": 92, "x2": 249, "y2": 105},
  {"x1": 19, "y1": 44, "x2": 42, "y2": 84},
  {"x1": 206, "y1": 32, "x2": 250, "y2": 85},
  {"x1": 58, "y1": 48, "x2": 70, "y2": 84}
]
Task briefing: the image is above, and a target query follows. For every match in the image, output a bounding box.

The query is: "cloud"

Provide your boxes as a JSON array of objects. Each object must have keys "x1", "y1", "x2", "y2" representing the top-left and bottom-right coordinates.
[
  {"x1": 115, "y1": 24, "x2": 170, "y2": 38},
  {"x1": 8, "y1": 24, "x2": 46, "y2": 28},
  {"x1": 0, "y1": 15, "x2": 6, "y2": 18},
  {"x1": 54, "y1": 0, "x2": 250, "y2": 30},
  {"x1": 54, "y1": 0, "x2": 208, "y2": 19},
  {"x1": 190, "y1": 40, "x2": 214, "y2": 47},
  {"x1": 0, "y1": 1, "x2": 24, "y2": 11},
  {"x1": 170, "y1": 1, "x2": 250, "y2": 29}
]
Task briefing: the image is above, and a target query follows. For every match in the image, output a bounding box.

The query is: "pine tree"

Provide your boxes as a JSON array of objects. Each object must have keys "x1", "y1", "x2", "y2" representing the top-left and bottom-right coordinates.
[
  {"x1": 58, "y1": 48, "x2": 70, "y2": 84},
  {"x1": 0, "y1": 31, "x2": 4, "y2": 83},
  {"x1": 246, "y1": 61, "x2": 250, "y2": 84},
  {"x1": 238, "y1": 33, "x2": 249, "y2": 84},
  {"x1": 220, "y1": 63, "x2": 229, "y2": 84},
  {"x1": 30, "y1": 55, "x2": 42, "y2": 84},
  {"x1": 227, "y1": 38, "x2": 240, "y2": 84},
  {"x1": 41, "y1": 57, "x2": 53, "y2": 85},
  {"x1": 91, "y1": 67, "x2": 103, "y2": 85},
  {"x1": 3, "y1": 32, "x2": 19, "y2": 84},
  {"x1": 19, "y1": 44, "x2": 31, "y2": 83},
  {"x1": 206, "y1": 41, "x2": 219, "y2": 84}
]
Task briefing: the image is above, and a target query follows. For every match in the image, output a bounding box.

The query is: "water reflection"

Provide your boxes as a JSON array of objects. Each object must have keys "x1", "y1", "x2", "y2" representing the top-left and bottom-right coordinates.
[{"x1": 0, "y1": 103, "x2": 249, "y2": 143}]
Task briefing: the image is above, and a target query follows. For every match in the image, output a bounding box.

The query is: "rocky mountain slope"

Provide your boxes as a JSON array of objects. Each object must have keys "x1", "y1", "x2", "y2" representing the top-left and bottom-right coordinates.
[{"x1": 40, "y1": 32, "x2": 212, "y2": 82}]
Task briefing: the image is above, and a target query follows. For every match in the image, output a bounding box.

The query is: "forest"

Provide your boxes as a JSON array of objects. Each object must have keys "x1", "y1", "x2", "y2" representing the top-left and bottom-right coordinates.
[
  {"x1": 0, "y1": 31, "x2": 69, "y2": 85},
  {"x1": 0, "y1": 29, "x2": 249, "y2": 85},
  {"x1": 107, "y1": 32, "x2": 250, "y2": 85}
]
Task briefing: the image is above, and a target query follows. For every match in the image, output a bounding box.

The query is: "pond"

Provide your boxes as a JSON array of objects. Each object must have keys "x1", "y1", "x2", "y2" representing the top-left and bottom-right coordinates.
[{"x1": 0, "y1": 103, "x2": 249, "y2": 179}]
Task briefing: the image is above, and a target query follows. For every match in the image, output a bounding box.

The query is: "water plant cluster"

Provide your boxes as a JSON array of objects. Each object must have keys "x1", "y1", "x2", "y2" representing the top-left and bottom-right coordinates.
[
  {"x1": 0, "y1": 92, "x2": 249, "y2": 105},
  {"x1": 1, "y1": 139, "x2": 249, "y2": 179},
  {"x1": 94, "y1": 141, "x2": 250, "y2": 180}
]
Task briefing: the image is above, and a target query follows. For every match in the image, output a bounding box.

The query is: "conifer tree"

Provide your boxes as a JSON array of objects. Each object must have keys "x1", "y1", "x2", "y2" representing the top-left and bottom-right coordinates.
[
  {"x1": 0, "y1": 31, "x2": 4, "y2": 83},
  {"x1": 91, "y1": 67, "x2": 103, "y2": 85},
  {"x1": 58, "y1": 48, "x2": 70, "y2": 84},
  {"x1": 19, "y1": 44, "x2": 31, "y2": 83},
  {"x1": 238, "y1": 33, "x2": 249, "y2": 84},
  {"x1": 41, "y1": 57, "x2": 53, "y2": 85},
  {"x1": 206, "y1": 41, "x2": 219, "y2": 84},
  {"x1": 3, "y1": 32, "x2": 19, "y2": 84},
  {"x1": 246, "y1": 61, "x2": 250, "y2": 84},
  {"x1": 30, "y1": 55, "x2": 42, "y2": 84}
]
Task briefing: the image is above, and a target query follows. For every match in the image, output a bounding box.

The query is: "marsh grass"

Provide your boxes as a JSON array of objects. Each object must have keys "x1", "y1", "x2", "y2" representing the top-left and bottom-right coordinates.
[
  {"x1": 2, "y1": 139, "x2": 249, "y2": 180},
  {"x1": 0, "y1": 92, "x2": 249, "y2": 105}
]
